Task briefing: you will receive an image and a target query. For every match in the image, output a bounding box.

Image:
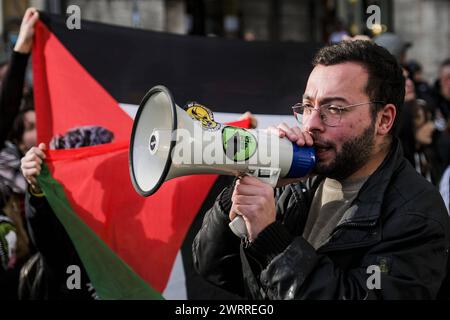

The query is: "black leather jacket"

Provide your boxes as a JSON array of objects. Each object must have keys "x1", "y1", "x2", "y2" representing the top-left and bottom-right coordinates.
[{"x1": 193, "y1": 138, "x2": 450, "y2": 299}]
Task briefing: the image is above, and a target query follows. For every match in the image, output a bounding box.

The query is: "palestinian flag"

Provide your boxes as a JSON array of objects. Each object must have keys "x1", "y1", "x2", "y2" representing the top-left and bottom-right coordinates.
[{"x1": 32, "y1": 12, "x2": 318, "y2": 299}]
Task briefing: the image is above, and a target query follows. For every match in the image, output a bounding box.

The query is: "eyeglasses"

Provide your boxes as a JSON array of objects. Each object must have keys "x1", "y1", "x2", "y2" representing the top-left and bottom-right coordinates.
[{"x1": 292, "y1": 101, "x2": 385, "y2": 127}]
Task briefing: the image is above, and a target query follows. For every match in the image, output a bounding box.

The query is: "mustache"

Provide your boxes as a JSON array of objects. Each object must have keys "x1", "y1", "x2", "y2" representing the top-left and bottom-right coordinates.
[{"x1": 309, "y1": 132, "x2": 336, "y2": 149}]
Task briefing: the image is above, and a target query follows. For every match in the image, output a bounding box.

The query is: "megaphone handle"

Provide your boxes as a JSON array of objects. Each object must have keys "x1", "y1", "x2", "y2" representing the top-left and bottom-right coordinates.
[{"x1": 228, "y1": 168, "x2": 280, "y2": 239}]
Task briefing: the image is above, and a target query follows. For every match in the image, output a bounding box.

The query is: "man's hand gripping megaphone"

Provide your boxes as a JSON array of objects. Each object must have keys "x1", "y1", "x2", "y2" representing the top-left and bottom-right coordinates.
[{"x1": 229, "y1": 124, "x2": 315, "y2": 242}]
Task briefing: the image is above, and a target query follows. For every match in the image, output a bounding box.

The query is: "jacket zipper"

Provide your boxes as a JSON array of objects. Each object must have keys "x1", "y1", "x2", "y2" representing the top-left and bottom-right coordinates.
[
  {"x1": 336, "y1": 220, "x2": 378, "y2": 229},
  {"x1": 318, "y1": 220, "x2": 379, "y2": 253}
]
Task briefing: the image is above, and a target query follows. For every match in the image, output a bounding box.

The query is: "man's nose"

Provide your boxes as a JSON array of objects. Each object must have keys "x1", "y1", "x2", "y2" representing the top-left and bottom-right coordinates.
[{"x1": 303, "y1": 109, "x2": 325, "y2": 132}]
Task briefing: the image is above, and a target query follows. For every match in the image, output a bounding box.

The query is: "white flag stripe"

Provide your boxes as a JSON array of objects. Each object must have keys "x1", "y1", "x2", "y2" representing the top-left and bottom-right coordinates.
[{"x1": 162, "y1": 250, "x2": 187, "y2": 300}]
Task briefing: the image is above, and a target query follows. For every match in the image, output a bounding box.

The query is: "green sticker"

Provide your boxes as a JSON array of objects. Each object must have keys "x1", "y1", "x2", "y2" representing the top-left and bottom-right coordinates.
[{"x1": 222, "y1": 126, "x2": 257, "y2": 162}]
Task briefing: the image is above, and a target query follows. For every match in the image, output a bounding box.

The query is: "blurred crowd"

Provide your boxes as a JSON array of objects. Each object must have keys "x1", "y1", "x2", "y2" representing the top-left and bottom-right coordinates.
[
  {"x1": 0, "y1": 8, "x2": 449, "y2": 300},
  {"x1": 378, "y1": 33, "x2": 450, "y2": 213}
]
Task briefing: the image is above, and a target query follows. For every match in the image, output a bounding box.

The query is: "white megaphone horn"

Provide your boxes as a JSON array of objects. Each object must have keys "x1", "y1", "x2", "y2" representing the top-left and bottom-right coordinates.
[{"x1": 129, "y1": 85, "x2": 315, "y2": 239}]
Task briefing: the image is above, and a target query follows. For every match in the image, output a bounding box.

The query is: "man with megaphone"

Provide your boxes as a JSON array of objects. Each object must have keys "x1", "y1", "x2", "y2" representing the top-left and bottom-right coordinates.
[{"x1": 192, "y1": 40, "x2": 450, "y2": 299}]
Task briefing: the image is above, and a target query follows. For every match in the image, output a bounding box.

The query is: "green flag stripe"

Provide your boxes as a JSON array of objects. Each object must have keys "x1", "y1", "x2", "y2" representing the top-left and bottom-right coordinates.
[{"x1": 37, "y1": 164, "x2": 163, "y2": 300}]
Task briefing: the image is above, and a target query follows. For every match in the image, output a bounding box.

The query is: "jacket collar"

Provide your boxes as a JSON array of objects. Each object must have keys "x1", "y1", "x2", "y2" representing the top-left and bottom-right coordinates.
[{"x1": 338, "y1": 137, "x2": 405, "y2": 225}]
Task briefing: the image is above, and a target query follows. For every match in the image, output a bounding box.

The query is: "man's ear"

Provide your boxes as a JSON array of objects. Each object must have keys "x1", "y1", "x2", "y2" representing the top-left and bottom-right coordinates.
[{"x1": 376, "y1": 104, "x2": 396, "y2": 136}]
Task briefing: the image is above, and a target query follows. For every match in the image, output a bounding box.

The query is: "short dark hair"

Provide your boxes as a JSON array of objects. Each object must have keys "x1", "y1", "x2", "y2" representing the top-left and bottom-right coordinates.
[{"x1": 312, "y1": 40, "x2": 405, "y2": 134}]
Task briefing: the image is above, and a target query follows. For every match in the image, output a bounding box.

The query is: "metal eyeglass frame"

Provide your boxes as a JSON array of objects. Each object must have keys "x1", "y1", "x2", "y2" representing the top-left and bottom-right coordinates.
[{"x1": 292, "y1": 101, "x2": 385, "y2": 127}]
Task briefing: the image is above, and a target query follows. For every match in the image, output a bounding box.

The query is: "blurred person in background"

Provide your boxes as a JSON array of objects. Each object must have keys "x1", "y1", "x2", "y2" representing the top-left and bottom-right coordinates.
[
  {"x1": 432, "y1": 59, "x2": 450, "y2": 125},
  {"x1": 432, "y1": 61, "x2": 450, "y2": 196},
  {"x1": 0, "y1": 40, "x2": 11, "y2": 86},
  {"x1": 398, "y1": 67, "x2": 445, "y2": 185},
  {"x1": 438, "y1": 118, "x2": 450, "y2": 214},
  {"x1": 406, "y1": 60, "x2": 435, "y2": 106},
  {"x1": 0, "y1": 7, "x2": 39, "y2": 299},
  {"x1": 437, "y1": 118, "x2": 450, "y2": 173},
  {"x1": 397, "y1": 99, "x2": 442, "y2": 185},
  {"x1": 0, "y1": 7, "x2": 38, "y2": 149},
  {"x1": 440, "y1": 162, "x2": 450, "y2": 214},
  {"x1": 328, "y1": 20, "x2": 349, "y2": 44},
  {"x1": 374, "y1": 32, "x2": 411, "y2": 65},
  {"x1": 403, "y1": 68, "x2": 416, "y2": 103}
]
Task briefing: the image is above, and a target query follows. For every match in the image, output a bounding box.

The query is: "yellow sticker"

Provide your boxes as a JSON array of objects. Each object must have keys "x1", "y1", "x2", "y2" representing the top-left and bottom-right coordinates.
[{"x1": 185, "y1": 102, "x2": 222, "y2": 131}]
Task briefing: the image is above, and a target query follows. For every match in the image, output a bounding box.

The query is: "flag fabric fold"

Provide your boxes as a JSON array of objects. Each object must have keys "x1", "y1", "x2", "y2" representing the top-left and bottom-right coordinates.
[{"x1": 38, "y1": 163, "x2": 163, "y2": 300}]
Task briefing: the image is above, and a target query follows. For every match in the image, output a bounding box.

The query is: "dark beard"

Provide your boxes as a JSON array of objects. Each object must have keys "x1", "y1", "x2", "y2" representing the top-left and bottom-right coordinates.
[{"x1": 313, "y1": 123, "x2": 375, "y2": 181}]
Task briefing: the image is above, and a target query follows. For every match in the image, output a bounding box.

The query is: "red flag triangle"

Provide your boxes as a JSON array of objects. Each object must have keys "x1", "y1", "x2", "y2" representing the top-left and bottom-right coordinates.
[{"x1": 32, "y1": 21, "x2": 132, "y2": 144}]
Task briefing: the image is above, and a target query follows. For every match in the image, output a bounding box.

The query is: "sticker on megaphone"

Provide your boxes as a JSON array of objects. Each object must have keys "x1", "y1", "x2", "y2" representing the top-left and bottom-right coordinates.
[
  {"x1": 185, "y1": 102, "x2": 222, "y2": 132},
  {"x1": 222, "y1": 126, "x2": 258, "y2": 162}
]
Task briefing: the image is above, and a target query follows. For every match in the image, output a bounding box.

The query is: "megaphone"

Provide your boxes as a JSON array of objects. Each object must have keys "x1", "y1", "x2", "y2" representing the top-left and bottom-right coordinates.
[{"x1": 129, "y1": 85, "x2": 315, "y2": 239}]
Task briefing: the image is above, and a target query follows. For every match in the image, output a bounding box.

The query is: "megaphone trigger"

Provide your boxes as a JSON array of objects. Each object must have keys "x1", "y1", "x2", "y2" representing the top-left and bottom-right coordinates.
[{"x1": 244, "y1": 167, "x2": 281, "y2": 187}]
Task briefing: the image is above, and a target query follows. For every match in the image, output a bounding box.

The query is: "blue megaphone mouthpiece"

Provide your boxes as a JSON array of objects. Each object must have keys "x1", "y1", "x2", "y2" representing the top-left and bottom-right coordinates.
[{"x1": 286, "y1": 144, "x2": 316, "y2": 178}]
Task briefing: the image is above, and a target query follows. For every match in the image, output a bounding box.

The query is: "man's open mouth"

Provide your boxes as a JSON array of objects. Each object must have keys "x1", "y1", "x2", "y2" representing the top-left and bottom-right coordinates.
[{"x1": 314, "y1": 142, "x2": 333, "y2": 154}]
